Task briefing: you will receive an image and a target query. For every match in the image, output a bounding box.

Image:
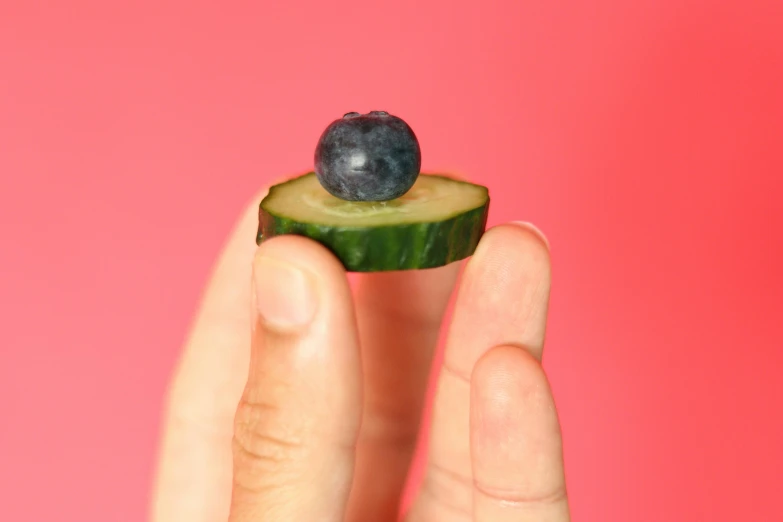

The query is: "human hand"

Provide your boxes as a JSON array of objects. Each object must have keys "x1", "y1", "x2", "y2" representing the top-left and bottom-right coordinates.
[{"x1": 150, "y1": 187, "x2": 570, "y2": 522}]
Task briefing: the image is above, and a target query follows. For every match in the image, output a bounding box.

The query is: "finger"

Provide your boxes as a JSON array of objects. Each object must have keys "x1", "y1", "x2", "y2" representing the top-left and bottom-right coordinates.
[
  {"x1": 151, "y1": 187, "x2": 269, "y2": 522},
  {"x1": 229, "y1": 235, "x2": 363, "y2": 522},
  {"x1": 406, "y1": 222, "x2": 552, "y2": 521},
  {"x1": 346, "y1": 263, "x2": 461, "y2": 522},
  {"x1": 471, "y1": 345, "x2": 569, "y2": 522}
]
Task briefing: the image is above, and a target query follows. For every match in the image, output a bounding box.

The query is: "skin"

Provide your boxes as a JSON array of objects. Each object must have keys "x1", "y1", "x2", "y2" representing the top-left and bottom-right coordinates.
[{"x1": 150, "y1": 185, "x2": 571, "y2": 522}]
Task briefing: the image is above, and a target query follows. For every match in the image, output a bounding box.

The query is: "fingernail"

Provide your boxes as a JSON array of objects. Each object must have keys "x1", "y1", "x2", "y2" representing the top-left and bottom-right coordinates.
[
  {"x1": 254, "y1": 256, "x2": 318, "y2": 330},
  {"x1": 512, "y1": 221, "x2": 550, "y2": 251}
]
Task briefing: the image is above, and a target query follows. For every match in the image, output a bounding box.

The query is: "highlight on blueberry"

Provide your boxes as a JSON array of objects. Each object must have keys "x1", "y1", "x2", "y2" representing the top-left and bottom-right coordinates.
[{"x1": 314, "y1": 111, "x2": 422, "y2": 201}]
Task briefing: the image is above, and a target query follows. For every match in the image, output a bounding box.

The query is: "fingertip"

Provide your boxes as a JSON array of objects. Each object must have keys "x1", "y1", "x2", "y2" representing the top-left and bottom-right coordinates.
[
  {"x1": 471, "y1": 222, "x2": 552, "y2": 272},
  {"x1": 255, "y1": 234, "x2": 348, "y2": 287},
  {"x1": 448, "y1": 221, "x2": 553, "y2": 368},
  {"x1": 510, "y1": 221, "x2": 550, "y2": 252},
  {"x1": 471, "y1": 345, "x2": 553, "y2": 419},
  {"x1": 470, "y1": 344, "x2": 566, "y2": 509},
  {"x1": 253, "y1": 235, "x2": 355, "y2": 336}
]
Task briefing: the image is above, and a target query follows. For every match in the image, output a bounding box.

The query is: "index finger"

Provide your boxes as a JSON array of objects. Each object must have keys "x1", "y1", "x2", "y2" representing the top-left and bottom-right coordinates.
[{"x1": 151, "y1": 186, "x2": 269, "y2": 522}]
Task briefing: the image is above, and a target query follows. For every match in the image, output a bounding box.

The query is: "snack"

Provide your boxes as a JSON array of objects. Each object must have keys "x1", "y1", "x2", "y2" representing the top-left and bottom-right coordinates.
[
  {"x1": 315, "y1": 111, "x2": 421, "y2": 202},
  {"x1": 257, "y1": 112, "x2": 490, "y2": 272}
]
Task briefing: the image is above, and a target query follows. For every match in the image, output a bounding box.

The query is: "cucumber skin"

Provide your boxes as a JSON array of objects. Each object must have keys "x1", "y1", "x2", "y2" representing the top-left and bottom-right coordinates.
[{"x1": 256, "y1": 175, "x2": 490, "y2": 272}]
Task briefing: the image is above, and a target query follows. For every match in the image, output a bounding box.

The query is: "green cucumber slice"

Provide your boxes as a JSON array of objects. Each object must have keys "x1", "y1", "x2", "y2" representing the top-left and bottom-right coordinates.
[{"x1": 256, "y1": 172, "x2": 489, "y2": 272}]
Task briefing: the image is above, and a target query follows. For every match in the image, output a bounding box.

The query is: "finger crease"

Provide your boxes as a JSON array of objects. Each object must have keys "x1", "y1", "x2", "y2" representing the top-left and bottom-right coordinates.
[
  {"x1": 440, "y1": 359, "x2": 472, "y2": 385},
  {"x1": 473, "y1": 479, "x2": 569, "y2": 508}
]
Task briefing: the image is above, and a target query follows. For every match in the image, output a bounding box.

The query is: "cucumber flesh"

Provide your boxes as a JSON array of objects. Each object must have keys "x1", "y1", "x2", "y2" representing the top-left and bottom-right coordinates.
[{"x1": 257, "y1": 172, "x2": 489, "y2": 272}]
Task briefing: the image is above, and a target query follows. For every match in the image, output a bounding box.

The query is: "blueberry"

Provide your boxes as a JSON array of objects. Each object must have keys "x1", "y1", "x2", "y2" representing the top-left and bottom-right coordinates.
[{"x1": 314, "y1": 111, "x2": 421, "y2": 201}]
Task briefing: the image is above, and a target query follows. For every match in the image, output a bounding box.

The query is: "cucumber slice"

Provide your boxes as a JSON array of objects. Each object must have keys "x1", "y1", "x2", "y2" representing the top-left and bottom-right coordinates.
[{"x1": 256, "y1": 172, "x2": 489, "y2": 272}]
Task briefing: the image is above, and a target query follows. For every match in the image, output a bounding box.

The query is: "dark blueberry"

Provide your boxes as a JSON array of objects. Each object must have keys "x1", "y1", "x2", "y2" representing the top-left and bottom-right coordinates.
[{"x1": 314, "y1": 111, "x2": 421, "y2": 201}]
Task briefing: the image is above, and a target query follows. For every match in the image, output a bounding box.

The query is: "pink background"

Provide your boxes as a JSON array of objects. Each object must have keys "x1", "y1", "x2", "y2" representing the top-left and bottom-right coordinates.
[{"x1": 2, "y1": 1, "x2": 782, "y2": 520}]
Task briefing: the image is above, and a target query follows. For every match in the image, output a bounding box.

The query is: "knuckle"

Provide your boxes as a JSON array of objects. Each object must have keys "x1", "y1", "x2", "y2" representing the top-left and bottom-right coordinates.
[{"x1": 231, "y1": 396, "x2": 308, "y2": 489}]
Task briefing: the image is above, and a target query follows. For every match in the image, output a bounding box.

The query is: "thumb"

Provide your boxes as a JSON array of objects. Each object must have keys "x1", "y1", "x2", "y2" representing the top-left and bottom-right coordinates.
[{"x1": 229, "y1": 235, "x2": 363, "y2": 522}]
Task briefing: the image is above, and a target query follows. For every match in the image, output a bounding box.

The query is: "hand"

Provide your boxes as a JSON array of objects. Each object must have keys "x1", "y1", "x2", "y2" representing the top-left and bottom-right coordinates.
[{"x1": 150, "y1": 187, "x2": 570, "y2": 522}]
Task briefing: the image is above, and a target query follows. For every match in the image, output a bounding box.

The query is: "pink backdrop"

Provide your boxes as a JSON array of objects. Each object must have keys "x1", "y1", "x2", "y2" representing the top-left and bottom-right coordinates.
[{"x1": 2, "y1": 1, "x2": 782, "y2": 521}]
